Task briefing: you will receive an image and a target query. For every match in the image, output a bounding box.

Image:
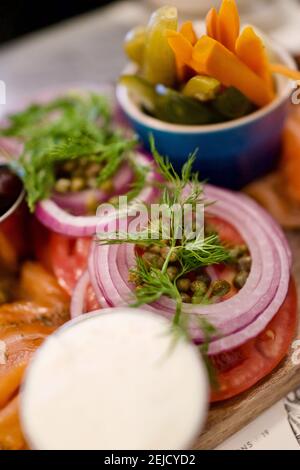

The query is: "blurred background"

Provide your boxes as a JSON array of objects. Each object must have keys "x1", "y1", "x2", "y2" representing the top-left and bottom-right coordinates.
[{"x1": 0, "y1": 1, "x2": 117, "y2": 44}]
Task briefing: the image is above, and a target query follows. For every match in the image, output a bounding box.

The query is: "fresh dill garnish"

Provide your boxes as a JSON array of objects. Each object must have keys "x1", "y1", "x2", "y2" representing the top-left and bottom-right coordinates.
[
  {"x1": 98, "y1": 141, "x2": 230, "y2": 343},
  {"x1": 1, "y1": 92, "x2": 137, "y2": 211}
]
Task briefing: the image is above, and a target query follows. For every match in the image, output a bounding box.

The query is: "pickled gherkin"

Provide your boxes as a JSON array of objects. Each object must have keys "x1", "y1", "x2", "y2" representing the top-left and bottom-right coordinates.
[
  {"x1": 120, "y1": 75, "x2": 222, "y2": 125},
  {"x1": 124, "y1": 26, "x2": 146, "y2": 67},
  {"x1": 143, "y1": 6, "x2": 178, "y2": 87},
  {"x1": 183, "y1": 76, "x2": 221, "y2": 102},
  {"x1": 213, "y1": 87, "x2": 255, "y2": 119}
]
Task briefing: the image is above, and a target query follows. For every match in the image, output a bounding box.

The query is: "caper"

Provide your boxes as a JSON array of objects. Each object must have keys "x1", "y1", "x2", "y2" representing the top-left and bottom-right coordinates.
[
  {"x1": 234, "y1": 271, "x2": 248, "y2": 290},
  {"x1": 142, "y1": 252, "x2": 164, "y2": 269},
  {"x1": 149, "y1": 244, "x2": 161, "y2": 255},
  {"x1": 71, "y1": 177, "x2": 85, "y2": 192},
  {"x1": 181, "y1": 293, "x2": 191, "y2": 304},
  {"x1": 100, "y1": 180, "x2": 114, "y2": 194},
  {"x1": 238, "y1": 256, "x2": 252, "y2": 272},
  {"x1": 196, "y1": 272, "x2": 211, "y2": 287},
  {"x1": 190, "y1": 280, "x2": 207, "y2": 295},
  {"x1": 55, "y1": 178, "x2": 71, "y2": 193},
  {"x1": 166, "y1": 266, "x2": 178, "y2": 281},
  {"x1": 229, "y1": 245, "x2": 249, "y2": 261},
  {"x1": 63, "y1": 161, "x2": 76, "y2": 173},
  {"x1": 205, "y1": 223, "x2": 217, "y2": 237},
  {"x1": 192, "y1": 296, "x2": 204, "y2": 305},
  {"x1": 160, "y1": 246, "x2": 178, "y2": 262},
  {"x1": 211, "y1": 280, "x2": 231, "y2": 297},
  {"x1": 177, "y1": 278, "x2": 191, "y2": 293},
  {"x1": 129, "y1": 272, "x2": 140, "y2": 285},
  {"x1": 85, "y1": 163, "x2": 101, "y2": 178},
  {"x1": 87, "y1": 177, "x2": 98, "y2": 189}
]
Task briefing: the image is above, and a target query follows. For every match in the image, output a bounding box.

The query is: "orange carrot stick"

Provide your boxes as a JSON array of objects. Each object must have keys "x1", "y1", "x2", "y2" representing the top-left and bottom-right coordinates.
[
  {"x1": 206, "y1": 8, "x2": 219, "y2": 41},
  {"x1": 180, "y1": 21, "x2": 197, "y2": 46},
  {"x1": 270, "y1": 63, "x2": 300, "y2": 81},
  {"x1": 218, "y1": 0, "x2": 240, "y2": 52},
  {"x1": 191, "y1": 36, "x2": 275, "y2": 107},
  {"x1": 236, "y1": 26, "x2": 274, "y2": 92}
]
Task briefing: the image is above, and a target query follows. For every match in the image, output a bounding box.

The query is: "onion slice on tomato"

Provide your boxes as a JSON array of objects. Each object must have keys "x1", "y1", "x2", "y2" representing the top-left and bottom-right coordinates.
[{"x1": 88, "y1": 184, "x2": 293, "y2": 356}]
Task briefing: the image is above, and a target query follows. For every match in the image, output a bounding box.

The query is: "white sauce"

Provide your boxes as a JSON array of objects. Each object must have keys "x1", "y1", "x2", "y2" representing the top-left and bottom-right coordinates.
[{"x1": 21, "y1": 308, "x2": 208, "y2": 450}]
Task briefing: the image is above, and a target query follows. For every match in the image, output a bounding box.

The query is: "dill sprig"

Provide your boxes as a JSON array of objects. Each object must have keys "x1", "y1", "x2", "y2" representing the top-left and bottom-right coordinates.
[
  {"x1": 1, "y1": 92, "x2": 137, "y2": 211},
  {"x1": 98, "y1": 142, "x2": 230, "y2": 343}
]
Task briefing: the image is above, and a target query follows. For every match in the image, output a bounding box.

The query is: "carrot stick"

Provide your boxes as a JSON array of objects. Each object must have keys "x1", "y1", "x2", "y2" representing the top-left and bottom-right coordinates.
[
  {"x1": 180, "y1": 21, "x2": 197, "y2": 46},
  {"x1": 236, "y1": 26, "x2": 274, "y2": 92},
  {"x1": 167, "y1": 30, "x2": 194, "y2": 81},
  {"x1": 191, "y1": 36, "x2": 275, "y2": 107},
  {"x1": 206, "y1": 8, "x2": 219, "y2": 41},
  {"x1": 270, "y1": 63, "x2": 300, "y2": 81},
  {"x1": 218, "y1": 0, "x2": 240, "y2": 52}
]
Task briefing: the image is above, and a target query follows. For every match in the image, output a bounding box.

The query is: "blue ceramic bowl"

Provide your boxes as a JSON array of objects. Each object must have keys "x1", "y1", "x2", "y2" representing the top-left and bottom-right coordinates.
[{"x1": 116, "y1": 41, "x2": 296, "y2": 190}]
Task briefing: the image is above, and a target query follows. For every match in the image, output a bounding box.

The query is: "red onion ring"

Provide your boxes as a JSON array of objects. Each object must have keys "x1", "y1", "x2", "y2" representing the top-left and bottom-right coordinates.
[
  {"x1": 71, "y1": 270, "x2": 108, "y2": 319},
  {"x1": 88, "y1": 185, "x2": 291, "y2": 355}
]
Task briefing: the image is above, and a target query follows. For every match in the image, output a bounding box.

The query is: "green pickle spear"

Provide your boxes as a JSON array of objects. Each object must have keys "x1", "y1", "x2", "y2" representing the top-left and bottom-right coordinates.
[
  {"x1": 124, "y1": 26, "x2": 147, "y2": 66},
  {"x1": 183, "y1": 76, "x2": 221, "y2": 102},
  {"x1": 120, "y1": 75, "x2": 222, "y2": 125},
  {"x1": 213, "y1": 87, "x2": 255, "y2": 119},
  {"x1": 143, "y1": 6, "x2": 178, "y2": 87}
]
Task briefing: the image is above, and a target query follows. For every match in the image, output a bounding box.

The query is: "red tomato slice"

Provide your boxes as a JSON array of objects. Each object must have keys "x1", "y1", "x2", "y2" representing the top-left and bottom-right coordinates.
[
  {"x1": 49, "y1": 233, "x2": 91, "y2": 296},
  {"x1": 206, "y1": 214, "x2": 244, "y2": 245},
  {"x1": 210, "y1": 279, "x2": 298, "y2": 402}
]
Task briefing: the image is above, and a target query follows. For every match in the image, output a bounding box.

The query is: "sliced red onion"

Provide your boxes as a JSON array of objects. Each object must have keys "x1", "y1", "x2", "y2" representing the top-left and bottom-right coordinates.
[
  {"x1": 71, "y1": 270, "x2": 108, "y2": 319},
  {"x1": 89, "y1": 184, "x2": 291, "y2": 355},
  {"x1": 35, "y1": 152, "x2": 160, "y2": 237}
]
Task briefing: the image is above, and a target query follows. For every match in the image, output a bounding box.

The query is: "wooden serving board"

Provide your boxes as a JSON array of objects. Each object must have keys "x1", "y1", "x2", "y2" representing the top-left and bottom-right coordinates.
[{"x1": 194, "y1": 231, "x2": 300, "y2": 450}]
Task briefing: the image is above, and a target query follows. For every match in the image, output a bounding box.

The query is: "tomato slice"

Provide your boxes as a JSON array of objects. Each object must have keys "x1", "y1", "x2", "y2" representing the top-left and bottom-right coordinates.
[
  {"x1": 49, "y1": 233, "x2": 91, "y2": 296},
  {"x1": 210, "y1": 279, "x2": 298, "y2": 402},
  {"x1": 206, "y1": 214, "x2": 244, "y2": 245}
]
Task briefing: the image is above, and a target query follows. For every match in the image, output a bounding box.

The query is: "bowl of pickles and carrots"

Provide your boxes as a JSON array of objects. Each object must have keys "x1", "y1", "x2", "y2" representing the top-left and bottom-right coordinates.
[{"x1": 116, "y1": 0, "x2": 300, "y2": 190}]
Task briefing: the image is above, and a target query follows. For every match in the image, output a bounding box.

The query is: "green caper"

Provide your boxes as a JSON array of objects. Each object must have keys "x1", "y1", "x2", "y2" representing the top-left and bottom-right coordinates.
[
  {"x1": 238, "y1": 256, "x2": 252, "y2": 272},
  {"x1": 192, "y1": 296, "x2": 204, "y2": 305},
  {"x1": 100, "y1": 180, "x2": 114, "y2": 194},
  {"x1": 234, "y1": 271, "x2": 249, "y2": 290},
  {"x1": 190, "y1": 280, "x2": 207, "y2": 295},
  {"x1": 181, "y1": 293, "x2": 191, "y2": 304},
  {"x1": 128, "y1": 271, "x2": 140, "y2": 285},
  {"x1": 85, "y1": 163, "x2": 102, "y2": 178},
  {"x1": 142, "y1": 252, "x2": 164, "y2": 269},
  {"x1": 55, "y1": 178, "x2": 71, "y2": 193},
  {"x1": 196, "y1": 272, "x2": 211, "y2": 287},
  {"x1": 211, "y1": 280, "x2": 231, "y2": 297},
  {"x1": 176, "y1": 278, "x2": 191, "y2": 293},
  {"x1": 63, "y1": 161, "x2": 76, "y2": 173},
  {"x1": 166, "y1": 266, "x2": 178, "y2": 281},
  {"x1": 71, "y1": 177, "x2": 85, "y2": 192},
  {"x1": 149, "y1": 244, "x2": 161, "y2": 255},
  {"x1": 160, "y1": 246, "x2": 178, "y2": 262}
]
